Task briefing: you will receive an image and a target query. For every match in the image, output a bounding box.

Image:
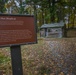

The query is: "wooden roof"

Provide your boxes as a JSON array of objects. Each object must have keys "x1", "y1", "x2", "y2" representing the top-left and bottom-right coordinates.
[{"x1": 41, "y1": 21, "x2": 64, "y2": 28}]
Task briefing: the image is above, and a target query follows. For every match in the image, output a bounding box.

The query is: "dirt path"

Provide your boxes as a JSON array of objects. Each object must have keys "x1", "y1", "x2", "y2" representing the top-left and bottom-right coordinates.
[{"x1": 45, "y1": 38, "x2": 76, "y2": 75}]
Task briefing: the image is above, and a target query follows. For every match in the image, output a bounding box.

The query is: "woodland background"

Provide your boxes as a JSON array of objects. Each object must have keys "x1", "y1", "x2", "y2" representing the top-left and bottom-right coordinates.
[{"x1": 0, "y1": 0, "x2": 76, "y2": 75}]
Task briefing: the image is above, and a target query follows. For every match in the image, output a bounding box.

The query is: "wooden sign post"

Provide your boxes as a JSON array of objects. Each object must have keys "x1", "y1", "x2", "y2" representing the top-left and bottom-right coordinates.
[
  {"x1": 0, "y1": 14, "x2": 37, "y2": 75},
  {"x1": 10, "y1": 45, "x2": 23, "y2": 75}
]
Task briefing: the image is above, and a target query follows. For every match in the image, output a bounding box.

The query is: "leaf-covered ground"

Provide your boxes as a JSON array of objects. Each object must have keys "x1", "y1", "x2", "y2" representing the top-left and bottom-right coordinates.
[
  {"x1": 0, "y1": 38, "x2": 76, "y2": 75},
  {"x1": 21, "y1": 38, "x2": 76, "y2": 75}
]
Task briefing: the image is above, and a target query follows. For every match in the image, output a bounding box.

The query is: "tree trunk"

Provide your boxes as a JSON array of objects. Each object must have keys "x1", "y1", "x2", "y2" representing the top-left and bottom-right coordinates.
[
  {"x1": 72, "y1": 7, "x2": 76, "y2": 28},
  {"x1": 48, "y1": 0, "x2": 51, "y2": 23},
  {"x1": 41, "y1": 8, "x2": 44, "y2": 24},
  {"x1": 19, "y1": 0, "x2": 24, "y2": 14},
  {"x1": 34, "y1": 5, "x2": 38, "y2": 31},
  {"x1": 51, "y1": 0, "x2": 55, "y2": 23}
]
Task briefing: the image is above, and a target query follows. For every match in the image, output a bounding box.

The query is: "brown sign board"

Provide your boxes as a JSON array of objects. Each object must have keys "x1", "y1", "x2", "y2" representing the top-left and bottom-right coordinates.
[{"x1": 0, "y1": 14, "x2": 37, "y2": 47}]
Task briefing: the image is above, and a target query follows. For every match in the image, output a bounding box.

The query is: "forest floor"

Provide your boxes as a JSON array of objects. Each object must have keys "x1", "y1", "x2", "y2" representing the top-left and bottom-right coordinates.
[{"x1": 0, "y1": 29, "x2": 76, "y2": 75}]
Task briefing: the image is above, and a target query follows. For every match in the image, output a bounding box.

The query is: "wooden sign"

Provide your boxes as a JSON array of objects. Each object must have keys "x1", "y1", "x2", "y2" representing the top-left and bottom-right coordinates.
[{"x1": 0, "y1": 14, "x2": 37, "y2": 47}]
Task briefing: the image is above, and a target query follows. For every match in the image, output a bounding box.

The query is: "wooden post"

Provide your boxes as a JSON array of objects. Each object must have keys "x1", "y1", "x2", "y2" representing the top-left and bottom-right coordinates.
[{"x1": 10, "y1": 45, "x2": 23, "y2": 75}]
